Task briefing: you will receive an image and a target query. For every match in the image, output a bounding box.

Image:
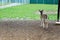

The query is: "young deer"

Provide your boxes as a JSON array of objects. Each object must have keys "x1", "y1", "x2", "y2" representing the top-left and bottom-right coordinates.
[{"x1": 39, "y1": 10, "x2": 48, "y2": 29}]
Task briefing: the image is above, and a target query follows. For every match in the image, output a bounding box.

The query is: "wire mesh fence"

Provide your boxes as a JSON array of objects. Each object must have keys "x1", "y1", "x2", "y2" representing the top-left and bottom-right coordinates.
[
  {"x1": 0, "y1": 0, "x2": 30, "y2": 9},
  {"x1": 0, "y1": 0, "x2": 30, "y2": 6}
]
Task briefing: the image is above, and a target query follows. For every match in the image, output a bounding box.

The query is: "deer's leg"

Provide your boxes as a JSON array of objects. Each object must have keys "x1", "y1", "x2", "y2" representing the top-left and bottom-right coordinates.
[
  {"x1": 41, "y1": 18, "x2": 46, "y2": 28},
  {"x1": 40, "y1": 18, "x2": 43, "y2": 27},
  {"x1": 42, "y1": 19, "x2": 45, "y2": 28},
  {"x1": 44, "y1": 19, "x2": 48, "y2": 29}
]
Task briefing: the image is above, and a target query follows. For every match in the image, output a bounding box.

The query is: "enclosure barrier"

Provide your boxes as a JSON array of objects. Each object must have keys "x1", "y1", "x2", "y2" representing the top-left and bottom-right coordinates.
[
  {"x1": 30, "y1": 0, "x2": 58, "y2": 4},
  {"x1": 0, "y1": 0, "x2": 30, "y2": 6},
  {"x1": 0, "y1": 0, "x2": 58, "y2": 6}
]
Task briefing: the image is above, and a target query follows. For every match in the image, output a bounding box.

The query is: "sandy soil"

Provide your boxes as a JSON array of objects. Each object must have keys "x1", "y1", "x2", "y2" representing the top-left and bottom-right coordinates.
[{"x1": 0, "y1": 20, "x2": 60, "y2": 40}]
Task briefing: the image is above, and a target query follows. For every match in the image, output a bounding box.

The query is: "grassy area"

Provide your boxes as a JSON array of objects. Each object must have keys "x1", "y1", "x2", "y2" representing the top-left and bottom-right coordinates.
[{"x1": 0, "y1": 4, "x2": 58, "y2": 20}]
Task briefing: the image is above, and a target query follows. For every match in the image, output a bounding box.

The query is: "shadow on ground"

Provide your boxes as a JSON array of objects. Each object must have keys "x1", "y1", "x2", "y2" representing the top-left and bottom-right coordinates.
[{"x1": 0, "y1": 20, "x2": 60, "y2": 40}]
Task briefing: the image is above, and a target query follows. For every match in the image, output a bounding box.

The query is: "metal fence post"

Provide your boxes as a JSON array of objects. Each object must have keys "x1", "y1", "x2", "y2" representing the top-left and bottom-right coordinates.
[{"x1": 57, "y1": 0, "x2": 60, "y2": 22}]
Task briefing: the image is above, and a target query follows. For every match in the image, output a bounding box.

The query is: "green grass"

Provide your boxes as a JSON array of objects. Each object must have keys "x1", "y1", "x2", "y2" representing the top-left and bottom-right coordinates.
[{"x1": 0, "y1": 4, "x2": 58, "y2": 20}]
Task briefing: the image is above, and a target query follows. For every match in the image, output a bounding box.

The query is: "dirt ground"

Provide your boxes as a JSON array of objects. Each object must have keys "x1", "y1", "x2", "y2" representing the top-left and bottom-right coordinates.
[{"x1": 0, "y1": 20, "x2": 60, "y2": 40}]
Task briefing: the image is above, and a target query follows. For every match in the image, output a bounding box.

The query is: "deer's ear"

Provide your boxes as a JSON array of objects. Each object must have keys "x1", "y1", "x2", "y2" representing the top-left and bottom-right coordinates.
[
  {"x1": 39, "y1": 10, "x2": 40, "y2": 11},
  {"x1": 42, "y1": 10, "x2": 43, "y2": 11}
]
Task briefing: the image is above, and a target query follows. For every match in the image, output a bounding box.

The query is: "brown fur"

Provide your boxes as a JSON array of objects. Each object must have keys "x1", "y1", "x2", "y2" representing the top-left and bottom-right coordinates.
[{"x1": 39, "y1": 10, "x2": 48, "y2": 29}]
